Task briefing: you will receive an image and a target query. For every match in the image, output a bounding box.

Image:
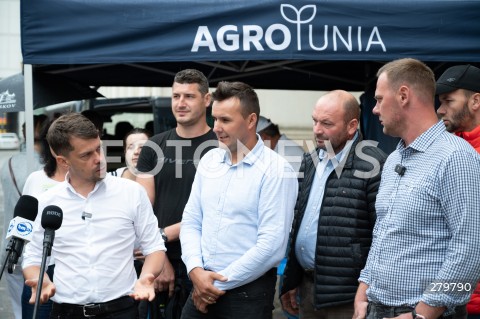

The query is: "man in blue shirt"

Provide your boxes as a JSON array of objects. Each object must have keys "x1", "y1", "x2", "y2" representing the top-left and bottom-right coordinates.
[
  {"x1": 355, "y1": 58, "x2": 480, "y2": 319},
  {"x1": 280, "y1": 90, "x2": 387, "y2": 319},
  {"x1": 180, "y1": 81, "x2": 298, "y2": 319}
]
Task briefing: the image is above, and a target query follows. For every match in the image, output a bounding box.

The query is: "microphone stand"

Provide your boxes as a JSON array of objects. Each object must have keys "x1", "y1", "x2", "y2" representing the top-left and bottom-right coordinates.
[
  {"x1": 0, "y1": 239, "x2": 15, "y2": 281},
  {"x1": 32, "y1": 233, "x2": 53, "y2": 319}
]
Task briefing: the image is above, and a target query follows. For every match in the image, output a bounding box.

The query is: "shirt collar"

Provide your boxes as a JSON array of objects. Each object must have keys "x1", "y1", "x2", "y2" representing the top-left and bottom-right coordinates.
[
  {"x1": 64, "y1": 172, "x2": 106, "y2": 197},
  {"x1": 218, "y1": 135, "x2": 264, "y2": 166},
  {"x1": 318, "y1": 131, "x2": 358, "y2": 163},
  {"x1": 397, "y1": 121, "x2": 445, "y2": 153}
]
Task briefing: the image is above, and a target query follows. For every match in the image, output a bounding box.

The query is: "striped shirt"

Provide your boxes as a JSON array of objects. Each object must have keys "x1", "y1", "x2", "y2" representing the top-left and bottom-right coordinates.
[{"x1": 359, "y1": 121, "x2": 480, "y2": 310}]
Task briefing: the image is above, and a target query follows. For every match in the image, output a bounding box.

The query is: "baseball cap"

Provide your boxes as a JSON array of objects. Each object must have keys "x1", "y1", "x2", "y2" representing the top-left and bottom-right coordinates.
[
  {"x1": 436, "y1": 64, "x2": 480, "y2": 95},
  {"x1": 256, "y1": 116, "x2": 274, "y2": 133}
]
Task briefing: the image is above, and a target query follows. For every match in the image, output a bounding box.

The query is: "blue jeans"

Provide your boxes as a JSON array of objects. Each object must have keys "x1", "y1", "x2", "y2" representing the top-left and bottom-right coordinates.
[
  {"x1": 180, "y1": 268, "x2": 276, "y2": 319},
  {"x1": 22, "y1": 264, "x2": 54, "y2": 319}
]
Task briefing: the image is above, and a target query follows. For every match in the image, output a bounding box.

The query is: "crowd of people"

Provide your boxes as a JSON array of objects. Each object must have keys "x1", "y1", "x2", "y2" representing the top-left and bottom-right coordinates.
[{"x1": 1, "y1": 60, "x2": 479, "y2": 319}]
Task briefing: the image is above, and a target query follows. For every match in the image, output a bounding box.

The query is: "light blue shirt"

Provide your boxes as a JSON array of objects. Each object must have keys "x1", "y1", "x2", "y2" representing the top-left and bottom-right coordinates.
[
  {"x1": 360, "y1": 121, "x2": 480, "y2": 310},
  {"x1": 181, "y1": 138, "x2": 298, "y2": 291},
  {"x1": 294, "y1": 133, "x2": 356, "y2": 269}
]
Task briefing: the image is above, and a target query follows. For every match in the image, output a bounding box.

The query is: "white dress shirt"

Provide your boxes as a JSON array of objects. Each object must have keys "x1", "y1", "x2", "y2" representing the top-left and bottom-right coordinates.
[
  {"x1": 23, "y1": 174, "x2": 165, "y2": 304},
  {"x1": 181, "y1": 138, "x2": 298, "y2": 291}
]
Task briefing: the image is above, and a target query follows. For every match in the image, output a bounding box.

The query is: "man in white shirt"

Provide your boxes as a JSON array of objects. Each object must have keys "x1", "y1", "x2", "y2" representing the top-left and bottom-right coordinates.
[
  {"x1": 22, "y1": 113, "x2": 166, "y2": 319},
  {"x1": 180, "y1": 81, "x2": 298, "y2": 319}
]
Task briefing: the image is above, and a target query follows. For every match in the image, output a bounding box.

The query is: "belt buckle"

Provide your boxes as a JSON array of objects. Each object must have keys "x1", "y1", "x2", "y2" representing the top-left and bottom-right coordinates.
[{"x1": 83, "y1": 303, "x2": 97, "y2": 317}]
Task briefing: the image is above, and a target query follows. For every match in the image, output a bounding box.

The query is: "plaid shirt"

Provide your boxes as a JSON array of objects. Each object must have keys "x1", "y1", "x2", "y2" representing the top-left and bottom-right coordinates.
[{"x1": 360, "y1": 121, "x2": 480, "y2": 311}]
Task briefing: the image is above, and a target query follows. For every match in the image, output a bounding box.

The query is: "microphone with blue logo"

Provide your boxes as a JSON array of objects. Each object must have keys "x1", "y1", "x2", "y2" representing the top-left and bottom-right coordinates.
[{"x1": 1, "y1": 195, "x2": 38, "y2": 281}]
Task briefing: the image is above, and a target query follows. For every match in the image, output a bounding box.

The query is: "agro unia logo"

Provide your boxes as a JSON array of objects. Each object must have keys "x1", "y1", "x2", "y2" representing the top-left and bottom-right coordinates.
[
  {"x1": 0, "y1": 90, "x2": 17, "y2": 109},
  {"x1": 191, "y1": 4, "x2": 386, "y2": 53}
]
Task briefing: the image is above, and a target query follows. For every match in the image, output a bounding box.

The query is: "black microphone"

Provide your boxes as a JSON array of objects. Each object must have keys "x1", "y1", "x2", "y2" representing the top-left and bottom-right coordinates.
[
  {"x1": 41, "y1": 205, "x2": 63, "y2": 255},
  {"x1": 1, "y1": 195, "x2": 38, "y2": 280},
  {"x1": 395, "y1": 164, "x2": 406, "y2": 176},
  {"x1": 33, "y1": 205, "x2": 63, "y2": 319}
]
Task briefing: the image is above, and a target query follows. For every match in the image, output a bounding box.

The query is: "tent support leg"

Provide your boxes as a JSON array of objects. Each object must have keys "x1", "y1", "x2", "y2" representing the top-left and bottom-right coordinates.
[{"x1": 24, "y1": 64, "x2": 35, "y2": 175}]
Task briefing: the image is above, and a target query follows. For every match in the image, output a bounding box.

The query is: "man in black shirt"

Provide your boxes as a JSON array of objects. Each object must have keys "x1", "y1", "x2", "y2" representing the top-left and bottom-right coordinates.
[{"x1": 136, "y1": 69, "x2": 217, "y2": 317}]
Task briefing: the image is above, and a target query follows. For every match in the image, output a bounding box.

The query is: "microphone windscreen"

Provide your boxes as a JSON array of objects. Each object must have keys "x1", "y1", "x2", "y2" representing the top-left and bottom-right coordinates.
[
  {"x1": 41, "y1": 205, "x2": 63, "y2": 231},
  {"x1": 13, "y1": 195, "x2": 39, "y2": 221}
]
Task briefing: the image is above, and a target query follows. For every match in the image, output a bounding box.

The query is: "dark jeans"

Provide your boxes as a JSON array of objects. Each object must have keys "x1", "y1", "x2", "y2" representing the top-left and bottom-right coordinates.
[
  {"x1": 134, "y1": 260, "x2": 149, "y2": 319},
  {"x1": 22, "y1": 264, "x2": 55, "y2": 319},
  {"x1": 367, "y1": 302, "x2": 467, "y2": 319},
  {"x1": 180, "y1": 269, "x2": 277, "y2": 319},
  {"x1": 148, "y1": 257, "x2": 193, "y2": 319}
]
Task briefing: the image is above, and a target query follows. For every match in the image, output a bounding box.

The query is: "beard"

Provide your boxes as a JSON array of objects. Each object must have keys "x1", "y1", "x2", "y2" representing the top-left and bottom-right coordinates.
[{"x1": 446, "y1": 103, "x2": 473, "y2": 133}]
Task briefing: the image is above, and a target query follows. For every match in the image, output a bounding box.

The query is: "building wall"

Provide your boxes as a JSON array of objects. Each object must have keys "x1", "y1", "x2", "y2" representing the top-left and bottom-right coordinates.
[
  {"x1": 0, "y1": 0, "x2": 23, "y2": 132},
  {"x1": 0, "y1": 0, "x2": 22, "y2": 78}
]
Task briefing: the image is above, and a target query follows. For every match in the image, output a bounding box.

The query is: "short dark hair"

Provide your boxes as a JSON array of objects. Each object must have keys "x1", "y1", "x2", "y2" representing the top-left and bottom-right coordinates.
[
  {"x1": 174, "y1": 69, "x2": 209, "y2": 96},
  {"x1": 212, "y1": 81, "x2": 260, "y2": 119},
  {"x1": 377, "y1": 58, "x2": 435, "y2": 103},
  {"x1": 47, "y1": 113, "x2": 99, "y2": 156}
]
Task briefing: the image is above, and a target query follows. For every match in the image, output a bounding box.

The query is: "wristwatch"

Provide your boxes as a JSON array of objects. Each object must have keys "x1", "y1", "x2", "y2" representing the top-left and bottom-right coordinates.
[
  {"x1": 412, "y1": 309, "x2": 426, "y2": 319},
  {"x1": 159, "y1": 228, "x2": 168, "y2": 243}
]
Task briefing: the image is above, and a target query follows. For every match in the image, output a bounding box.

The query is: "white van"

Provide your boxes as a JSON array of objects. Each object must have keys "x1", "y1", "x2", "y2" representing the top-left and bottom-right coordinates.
[{"x1": 0, "y1": 132, "x2": 20, "y2": 150}]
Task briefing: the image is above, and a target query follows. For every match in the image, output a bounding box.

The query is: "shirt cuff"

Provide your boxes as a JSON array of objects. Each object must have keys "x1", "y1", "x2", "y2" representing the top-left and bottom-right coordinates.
[
  {"x1": 359, "y1": 268, "x2": 370, "y2": 286},
  {"x1": 185, "y1": 258, "x2": 204, "y2": 274}
]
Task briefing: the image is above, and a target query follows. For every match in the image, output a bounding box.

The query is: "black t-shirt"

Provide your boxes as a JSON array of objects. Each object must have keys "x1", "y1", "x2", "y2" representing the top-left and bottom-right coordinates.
[{"x1": 136, "y1": 128, "x2": 217, "y2": 259}]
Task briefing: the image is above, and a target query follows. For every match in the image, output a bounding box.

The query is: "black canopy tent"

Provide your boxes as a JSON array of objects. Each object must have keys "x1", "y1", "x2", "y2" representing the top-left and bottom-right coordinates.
[
  {"x1": 22, "y1": 0, "x2": 480, "y2": 89},
  {"x1": 20, "y1": 0, "x2": 480, "y2": 168}
]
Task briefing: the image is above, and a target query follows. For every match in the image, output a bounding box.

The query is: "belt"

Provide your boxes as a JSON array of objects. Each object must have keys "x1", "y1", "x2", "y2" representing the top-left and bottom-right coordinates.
[
  {"x1": 53, "y1": 295, "x2": 134, "y2": 317},
  {"x1": 368, "y1": 302, "x2": 466, "y2": 319}
]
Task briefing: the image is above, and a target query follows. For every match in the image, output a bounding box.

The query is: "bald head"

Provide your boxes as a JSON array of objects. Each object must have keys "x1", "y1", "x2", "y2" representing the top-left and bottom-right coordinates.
[
  {"x1": 313, "y1": 90, "x2": 360, "y2": 153},
  {"x1": 315, "y1": 90, "x2": 360, "y2": 123}
]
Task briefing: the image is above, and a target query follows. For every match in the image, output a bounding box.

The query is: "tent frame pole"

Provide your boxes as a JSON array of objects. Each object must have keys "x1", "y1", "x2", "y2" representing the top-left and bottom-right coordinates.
[{"x1": 24, "y1": 64, "x2": 35, "y2": 175}]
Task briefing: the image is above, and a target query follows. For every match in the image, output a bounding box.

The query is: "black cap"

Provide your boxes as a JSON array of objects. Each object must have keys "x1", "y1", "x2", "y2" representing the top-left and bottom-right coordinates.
[
  {"x1": 13, "y1": 195, "x2": 38, "y2": 221},
  {"x1": 41, "y1": 205, "x2": 63, "y2": 230},
  {"x1": 436, "y1": 65, "x2": 480, "y2": 95}
]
